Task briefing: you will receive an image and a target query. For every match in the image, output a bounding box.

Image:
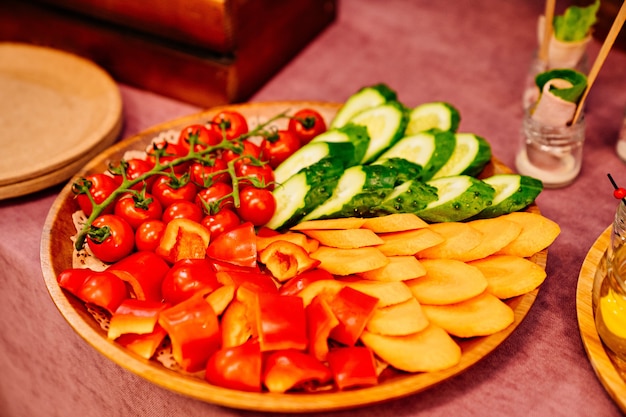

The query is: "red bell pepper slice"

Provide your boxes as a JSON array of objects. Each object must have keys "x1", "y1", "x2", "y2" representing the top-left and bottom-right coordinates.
[
  {"x1": 306, "y1": 296, "x2": 339, "y2": 362},
  {"x1": 258, "y1": 240, "x2": 320, "y2": 282},
  {"x1": 262, "y1": 349, "x2": 332, "y2": 393},
  {"x1": 256, "y1": 293, "x2": 308, "y2": 352},
  {"x1": 107, "y1": 251, "x2": 170, "y2": 303},
  {"x1": 221, "y1": 299, "x2": 255, "y2": 348},
  {"x1": 116, "y1": 324, "x2": 168, "y2": 360},
  {"x1": 216, "y1": 270, "x2": 278, "y2": 294},
  {"x1": 107, "y1": 299, "x2": 168, "y2": 340},
  {"x1": 328, "y1": 286, "x2": 378, "y2": 346},
  {"x1": 327, "y1": 346, "x2": 378, "y2": 390},
  {"x1": 77, "y1": 270, "x2": 130, "y2": 314},
  {"x1": 57, "y1": 268, "x2": 94, "y2": 297},
  {"x1": 206, "y1": 222, "x2": 257, "y2": 268},
  {"x1": 155, "y1": 218, "x2": 211, "y2": 263},
  {"x1": 208, "y1": 258, "x2": 260, "y2": 273},
  {"x1": 279, "y1": 269, "x2": 333, "y2": 296},
  {"x1": 205, "y1": 338, "x2": 262, "y2": 392},
  {"x1": 158, "y1": 293, "x2": 220, "y2": 372}
]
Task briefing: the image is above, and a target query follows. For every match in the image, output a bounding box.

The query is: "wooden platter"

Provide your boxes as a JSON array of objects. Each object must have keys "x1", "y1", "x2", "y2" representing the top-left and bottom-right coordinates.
[
  {"x1": 40, "y1": 101, "x2": 546, "y2": 412},
  {"x1": 0, "y1": 42, "x2": 122, "y2": 200},
  {"x1": 576, "y1": 225, "x2": 626, "y2": 413}
]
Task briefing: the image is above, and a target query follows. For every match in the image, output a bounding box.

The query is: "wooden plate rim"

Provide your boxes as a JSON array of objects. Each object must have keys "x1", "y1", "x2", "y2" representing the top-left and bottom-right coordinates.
[
  {"x1": 576, "y1": 225, "x2": 626, "y2": 413},
  {"x1": 40, "y1": 101, "x2": 545, "y2": 413}
]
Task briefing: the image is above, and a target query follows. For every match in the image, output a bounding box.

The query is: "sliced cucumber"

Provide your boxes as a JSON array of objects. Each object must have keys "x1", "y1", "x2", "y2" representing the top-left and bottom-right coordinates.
[
  {"x1": 350, "y1": 101, "x2": 409, "y2": 164},
  {"x1": 330, "y1": 83, "x2": 398, "y2": 129},
  {"x1": 266, "y1": 159, "x2": 344, "y2": 230},
  {"x1": 432, "y1": 133, "x2": 492, "y2": 179},
  {"x1": 372, "y1": 179, "x2": 439, "y2": 215},
  {"x1": 371, "y1": 157, "x2": 423, "y2": 185},
  {"x1": 273, "y1": 140, "x2": 356, "y2": 185},
  {"x1": 473, "y1": 174, "x2": 543, "y2": 219},
  {"x1": 405, "y1": 101, "x2": 461, "y2": 135},
  {"x1": 374, "y1": 130, "x2": 456, "y2": 181},
  {"x1": 310, "y1": 123, "x2": 370, "y2": 166},
  {"x1": 303, "y1": 165, "x2": 398, "y2": 221},
  {"x1": 416, "y1": 175, "x2": 495, "y2": 223}
]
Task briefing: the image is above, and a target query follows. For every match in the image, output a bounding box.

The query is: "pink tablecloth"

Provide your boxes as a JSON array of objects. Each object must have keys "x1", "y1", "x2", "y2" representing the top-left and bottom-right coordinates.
[{"x1": 3, "y1": 0, "x2": 626, "y2": 416}]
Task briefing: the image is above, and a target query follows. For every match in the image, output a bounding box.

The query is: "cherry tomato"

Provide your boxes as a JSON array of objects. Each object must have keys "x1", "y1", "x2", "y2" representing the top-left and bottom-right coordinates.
[
  {"x1": 161, "y1": 258, "x2": 221, "y2": 305},
  {"x1": 195, "y1": 182, "x2": 235, "y2": 214},
  {"x1": 151, "y1": 174, "x2": 198, "y2": 207},
  {"x1": 74, "y1": 173, "x2": 119, "y2": 216},
  {"x1": 114, "y1": 192, "x2": 163, "y2": 230},
  {"x1": 200, "y1": 207, "x2": 241, "y2": 238},
  {"x1": 260, "y1": 129, "x2": 301, "y2": 169},
  {"x1": 162, "y1": 200, "x2": 204, "y2": 223},
  {"x1": 111, "y1": 158, "x2": 156, "y2": 191},
  {"x1": 135, "y1": 219, "x2": 166, "y2": 252},
  {"x1": 146, "y1": 139, "x2": 189, "y2": 173},
  {"x1": 86, "y1": 214, "x2": 135, "y2": 263},
  {"x1": 236, "y1": 187, "x2": 276, "y2": 226},
  {"x1": 221, "y1": 139, "x2": 261, "y2": 165},
  {"x1": 211, "y1": 110, "x2": 248, "y2": 141},
  {"x1": 176, "y1": 124, "x2": 222, "y2": 154},
  {"x1": 189, "y1": 158, "x2": 230, "y2": 187},
  {"x1": 235, "y1": 162, "x2": 275, "y2": 190},
  {"x1": 288, "y1": 108, "x2": 327, "y2": 145}
]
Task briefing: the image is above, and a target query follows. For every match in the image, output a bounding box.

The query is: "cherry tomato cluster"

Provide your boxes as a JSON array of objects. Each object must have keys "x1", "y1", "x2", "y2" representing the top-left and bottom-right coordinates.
[{"x1": 72, "y1": 108, "x2": 326, "y2": 264}]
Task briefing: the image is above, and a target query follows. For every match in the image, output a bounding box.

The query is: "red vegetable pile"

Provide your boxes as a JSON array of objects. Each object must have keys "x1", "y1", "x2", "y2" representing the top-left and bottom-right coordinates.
[{"x1": 57, "y1": 108, "x2": 385, "y2": 392}]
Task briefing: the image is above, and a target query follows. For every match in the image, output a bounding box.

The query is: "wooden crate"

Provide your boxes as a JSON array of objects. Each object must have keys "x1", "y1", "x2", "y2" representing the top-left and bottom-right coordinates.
[{"x1": 0, "y1": 0, "x2": 338, "y2": 107}]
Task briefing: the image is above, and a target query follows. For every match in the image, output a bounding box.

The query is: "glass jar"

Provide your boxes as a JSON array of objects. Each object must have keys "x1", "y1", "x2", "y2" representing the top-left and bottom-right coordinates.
[
  {"x1": 595, "y1": 201, "x2": 626, "y2": 369},
  {"x1": 515, "y1": 111, "x2": 586, "y2": 188}
]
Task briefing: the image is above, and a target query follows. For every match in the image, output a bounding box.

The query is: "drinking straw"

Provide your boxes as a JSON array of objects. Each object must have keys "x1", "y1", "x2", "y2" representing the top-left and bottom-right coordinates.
[
  {"x1": 572, "y1": 1, "x2": 626, "y2": 124},
  {"x1": 539, "y1": 0, "x2": 556, "y2": 63}
]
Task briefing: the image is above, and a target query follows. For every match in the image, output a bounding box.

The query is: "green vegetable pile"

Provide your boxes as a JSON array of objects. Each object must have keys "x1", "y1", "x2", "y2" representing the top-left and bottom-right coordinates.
[{"x1": 267, "y1": 84, "x2": 544, "y2": 230}]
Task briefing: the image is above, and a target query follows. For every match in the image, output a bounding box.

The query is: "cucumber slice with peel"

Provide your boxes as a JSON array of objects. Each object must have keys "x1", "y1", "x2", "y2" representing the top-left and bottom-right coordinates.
[
  {"x1": 310, "y1": 123, "x2": 370, "y2": 166},
  {"x1": 350, "y1": 101, "x2": 408, "y2": 164},
  {"x1": 473, "y1": 174, "x2": 543, "y2": 219},
  {"x1": 266, "y1": 159, "x2": 344, "y2": 230},
  {"x1": 372, "y1": 179, "x2": 439, "y2": 215},
  {"x1": 374, "y1": 130, "x2": 456, "y2": 181},
  {"x1": 405, "y1": 101, "x2": 461, "y2": 135},
  {"x1": 417, "y1": 175, "x2": 495, "y2": 223},
  {"x1": 432, "y1": 133, "x2": 492, "y2": 179},
  {"x1": 303, "y1": 165, "x2": 397, "y2": 221},
  {"x1": 331, "y1": 83, "x2": 398, "y2": 129}
]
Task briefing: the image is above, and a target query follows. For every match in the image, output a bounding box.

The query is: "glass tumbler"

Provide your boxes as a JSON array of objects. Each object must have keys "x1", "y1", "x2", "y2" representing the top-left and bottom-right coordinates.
[
  {"x1": 595, "y1": 200, "x2": 626, "y2": 370},
  {"x1": 515, "y1": 111, "x2": 585, "y2": 188}
]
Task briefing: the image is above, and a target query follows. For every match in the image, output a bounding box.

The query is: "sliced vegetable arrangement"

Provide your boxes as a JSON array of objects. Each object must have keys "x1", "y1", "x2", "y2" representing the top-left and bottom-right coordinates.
[{"x1": 56, "y1": 84, "x2": 557, "y2": 395}]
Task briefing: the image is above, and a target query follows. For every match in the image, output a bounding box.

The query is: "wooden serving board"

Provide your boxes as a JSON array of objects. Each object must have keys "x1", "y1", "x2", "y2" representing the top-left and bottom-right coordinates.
[
  {"x1": 40, "y1": 102, "x2": 546, "y2": 412},
  {"x1": 576, "y1": 225, "x2": 626, "y2": 413}
]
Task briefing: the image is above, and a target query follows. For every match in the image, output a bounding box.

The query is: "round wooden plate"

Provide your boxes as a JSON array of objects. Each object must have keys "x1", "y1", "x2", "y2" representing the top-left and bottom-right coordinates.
[
  {"x1": 40, "y1": 101, "x2": 546, "y2": 413},
  {"x1": 576, "y1": 225, "x2": 626, "y2": 413},
  {"x1": 0, "y1": 42, "x2": 122, "y2": 199}
]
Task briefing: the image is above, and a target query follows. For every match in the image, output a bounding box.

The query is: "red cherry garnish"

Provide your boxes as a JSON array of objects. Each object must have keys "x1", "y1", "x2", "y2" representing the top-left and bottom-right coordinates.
[{"x1": 615, "y1": 187, "x2": 626, "y2": 200}]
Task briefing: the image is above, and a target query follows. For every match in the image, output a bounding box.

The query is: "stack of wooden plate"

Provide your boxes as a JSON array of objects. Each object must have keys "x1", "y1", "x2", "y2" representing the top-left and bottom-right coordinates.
[{"x1": 0, "y1": 42, "x2": 122, "y2": 200}]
